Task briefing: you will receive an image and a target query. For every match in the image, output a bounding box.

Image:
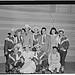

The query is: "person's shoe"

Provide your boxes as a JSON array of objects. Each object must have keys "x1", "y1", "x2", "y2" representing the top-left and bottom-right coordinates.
[
  {"x1": 61, "y1": 66, "x2": 64, "y2": 73},
  {"x1": 42, "y1": 70, "x2": 45, "y2": 74},
  {"x1": 48, "y1": 70, "x2": 54, "y2": 74},
  {"x1": 42, "y1": 68, "x2": 45, "y2": 74},
  {"x1": 61, "y1": 71, "x2": 64, "y2": 73},
  {"x1": 56, "y1": 72, "x2": 59, "y2": 74}
]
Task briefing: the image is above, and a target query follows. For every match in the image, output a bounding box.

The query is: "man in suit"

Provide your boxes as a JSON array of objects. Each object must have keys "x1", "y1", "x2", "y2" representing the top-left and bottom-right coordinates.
[
  {"x1": 4, "y1": 29, "x2": 15, "y2": 73},
  {"x1": 38, "y1": 27, "x2": 51, "y2": 73}
]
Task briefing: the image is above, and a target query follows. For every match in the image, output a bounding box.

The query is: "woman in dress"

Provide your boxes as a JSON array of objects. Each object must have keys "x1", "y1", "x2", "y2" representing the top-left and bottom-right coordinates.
[
  {"x1": 48, "y1": 46, "x2": 61, "y2": 73},
  {"x1": 49, "y1": 27, "x2": 58, "y2": 52},
  {"x1": 20, "y1": 45, "x2": 36, "y2": 73}
]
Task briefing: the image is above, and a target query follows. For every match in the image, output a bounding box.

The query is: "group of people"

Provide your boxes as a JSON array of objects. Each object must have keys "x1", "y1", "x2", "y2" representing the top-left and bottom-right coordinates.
[{"x1": 4, "y1": 24, "x2": 70, "y2": 74}]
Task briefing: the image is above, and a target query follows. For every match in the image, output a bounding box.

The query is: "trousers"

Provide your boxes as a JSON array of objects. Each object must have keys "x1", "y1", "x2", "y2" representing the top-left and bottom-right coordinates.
[{"x1": 59, "y1": 50, "x2": 67, "y2": 66}]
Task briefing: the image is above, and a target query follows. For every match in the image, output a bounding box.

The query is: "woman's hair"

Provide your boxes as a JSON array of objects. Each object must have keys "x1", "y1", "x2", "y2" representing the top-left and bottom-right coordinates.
[
  {"x1": 58, "y1": 29, "x2": 64, "y2": 34},
  {"x1": 41, "y1": 27, "x2": 46, "y2": 35},
  {"x1": 8, "y1": 32, "x2": 11, "y2": 35},
  {"x1": 50, "y1": 27, "x2": 58, "y2": 35}
]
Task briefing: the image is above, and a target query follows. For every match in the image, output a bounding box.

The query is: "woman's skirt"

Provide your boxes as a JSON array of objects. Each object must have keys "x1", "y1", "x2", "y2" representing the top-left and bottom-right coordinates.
[{"x1": 20, "y1": 59, "x2": 36, "y2": 73}]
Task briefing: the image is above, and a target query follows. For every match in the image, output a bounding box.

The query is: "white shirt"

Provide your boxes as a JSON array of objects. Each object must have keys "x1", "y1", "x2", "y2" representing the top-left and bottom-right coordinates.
[{"x1": 42, "y1": 34, "x2": 46, "y2": 44}]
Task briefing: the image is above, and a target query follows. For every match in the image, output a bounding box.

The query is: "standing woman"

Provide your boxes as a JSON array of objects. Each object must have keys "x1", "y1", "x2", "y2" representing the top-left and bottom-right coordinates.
[
  {"x1": 49, "y1": 27, "x2": 58, "y2": 52},
  {"x1": 58, "y1": 29, "x2": 70, "y2": 73}
]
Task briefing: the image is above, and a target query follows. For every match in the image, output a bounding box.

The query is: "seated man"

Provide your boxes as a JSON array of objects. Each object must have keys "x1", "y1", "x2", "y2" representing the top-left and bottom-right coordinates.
[
  {"x1": 8, "y1": 45, "x2": 24, "y2": 73},
  {"x1": 32, "y1": 44, "x2": 43, "y2": 72},
  {"x1": 48, "y1": 46, "x2": 61, "y2": 74}
]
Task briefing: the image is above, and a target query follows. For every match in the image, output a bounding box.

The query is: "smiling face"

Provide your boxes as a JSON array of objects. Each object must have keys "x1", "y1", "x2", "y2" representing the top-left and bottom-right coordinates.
[
  {"x1": 52, "y1": 29, "x2": 56, "y2": 35},
  {"x1": 34, "y1": 28, "x2": 38, "y2": 34},
  {"x1": 42, "y1": 29, "x2": 46, "y2": 35},
  {"x1": 25, "y1": 27, "x2": 30, "y2": 33},
  {"x1": 17, "y1": 32, "x2": 21, "y2": 37},
  {"x1": 59, "y1": 32, "x2": 64, "y2": 37}
]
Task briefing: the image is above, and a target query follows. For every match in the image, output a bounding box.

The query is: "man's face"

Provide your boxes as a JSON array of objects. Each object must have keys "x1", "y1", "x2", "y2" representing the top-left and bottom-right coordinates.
[
  {"x1": 34, "y1": 29, "x2": 38, "y2": 34},
  {"x1": 52, "y1": 30, "x2": 55, "y2": 35},
  {"x1": 59, "y1": 32, "x2": 64, "y2": 37},
  {"x1": 17, "y1": 32, "x2": 21, "y2": 37},
  {"x1": 11, "y1": 31, "x2": 14, "y2": 36},
  {"x1": 42, "y1": 29, "x2": 46, "y2": 35}
]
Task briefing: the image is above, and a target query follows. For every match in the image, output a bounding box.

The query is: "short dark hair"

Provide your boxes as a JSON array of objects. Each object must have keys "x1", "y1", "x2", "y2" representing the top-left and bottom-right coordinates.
[
  {"x1": 52, "y1": 46, "x2": 58, "y2": 50},
  {"x1": 50, "y1": 27, "x2": 58, "y2": 35},
  {"x1": 8, "y1": 33, "x2": 11, "y2": 35},
  {"x1": 59, "y1": 30, "x2": 64, "y2": 34},
  {"x1": 41, "y1": 27, "x2": 46, "y2": 35}
]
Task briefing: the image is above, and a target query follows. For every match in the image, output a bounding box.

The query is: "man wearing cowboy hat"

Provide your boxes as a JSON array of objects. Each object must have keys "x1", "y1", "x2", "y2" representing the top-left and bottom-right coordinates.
[
  {"x1": 22, "y1": 24, "x2": 33, "y2": 49},
  {"x1": 32, "y1": 26, "x2": 41, "y2": 46},
  {"x1": 4, "y1": 28, "x2": 15, "y2": 73}
]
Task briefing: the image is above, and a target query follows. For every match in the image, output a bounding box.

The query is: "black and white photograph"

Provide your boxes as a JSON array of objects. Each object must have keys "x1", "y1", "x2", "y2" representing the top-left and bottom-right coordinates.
[{"x1": 0, "y1": 4, "x2": 75, "y2": 74}]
